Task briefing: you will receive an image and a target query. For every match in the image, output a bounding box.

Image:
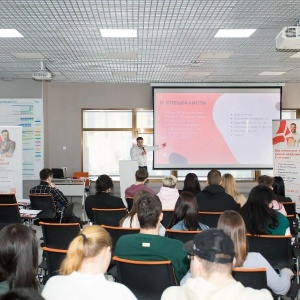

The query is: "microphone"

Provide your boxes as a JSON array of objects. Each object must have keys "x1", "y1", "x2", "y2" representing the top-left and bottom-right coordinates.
[{"x1": 142, "y1": 147, "x2": 145, "y2": 151}]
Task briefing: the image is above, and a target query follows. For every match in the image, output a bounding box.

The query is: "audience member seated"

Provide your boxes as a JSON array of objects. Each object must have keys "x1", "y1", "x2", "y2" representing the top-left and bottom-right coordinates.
[
  {"x1": 196, "y1": 169, "x2": 240, "y2": 212},
  {"x1": 125, "y1": 169, "x2": 155, "y2": 198},
  {"x1": 30, "y1": 168, "x2": 69, "y2": 219},
  {"x1": 157, "y1": 175, "x2": 179, "y2": 210},
  {"x1": 258, "y1": 175, "x2": 287, "y2": 215},
  {"x1": 162, "y1": 229, "x2": 272, "y2": 300},
  {"x1": 218, "y1": 210, "x2": 292, "y2": 295},
  {"x1": 272, "y1": 176, "x2": 292, "y2": 203},
  {"x1": 85, "y1": 174, "x2": 126, "y2": 222},
  {"x1": 240, "y1": 185, "x2": 290, "y2": 235},
  {"x1": 181, "y1": 173, "x2": 201, "y2": 195},
  {"x1": 0, "y1": 224, "x2": 40, "y2": 295},
  {"x1": 221, "y1": 173, "x2": 247, "y2": 207},
  {"x1": 120, "y1": 190, "x2": 165, "y2": 236},
  {"x1": 181, "y1": 211, "x2": 292, "y2": 295},
  {"x1": 115, "y1": 193, "x2": 189, "y2": 282},
  {"x1": 167, "y1": 191, "x2": 209, "y2": 231},
  {"x1": 42, "y1": 225, "x2": 136, "y2": 300}
]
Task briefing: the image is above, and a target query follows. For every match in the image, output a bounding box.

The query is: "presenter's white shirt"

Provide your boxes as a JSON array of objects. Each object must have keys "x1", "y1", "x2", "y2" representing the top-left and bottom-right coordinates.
[
  {"x1": 130, "y1": 145, "x2": 160, "y2": 167},
  {"x1": 42, "y1": 271, "x2": 137, "y2": 300}
]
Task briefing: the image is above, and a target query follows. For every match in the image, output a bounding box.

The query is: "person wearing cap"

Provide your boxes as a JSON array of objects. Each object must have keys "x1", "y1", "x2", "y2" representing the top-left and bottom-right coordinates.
[
  {"x1": 157, "y1": 175, "x2": 179, "y2": 210},
  {"x1": 196, "y1": 169, "x2": 240, "y2": 212},
  {"x1": 161, "y1": 229, "x2": 272, "y2": 300},
  {"x1": 115, "y1": 193, "x2": 189, "y2": 282}
]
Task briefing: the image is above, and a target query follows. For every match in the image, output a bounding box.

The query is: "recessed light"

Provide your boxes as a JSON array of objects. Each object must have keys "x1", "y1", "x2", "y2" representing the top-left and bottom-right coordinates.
[
  {"x1": 100, "y1": 29, "x2": 137, "y2": 38},
  {"x1": 12, "y1": 52, "x2": 44, "y2": 59},
  {"x1": 112, "y1": 71, "x2": 137, "y2": 77},
  {"x1": 185, "y1": 72, "x2": 211, "y2": 76},
  {"x1": 199, "y1": 52, "x2": 234, "y2": 59},
  {"x1": 0, "y1": 29, "x2": 23, "y2": 38},
  {"x1": 214, "y1": 29, "x2": 256, "y2": 38},
  {"x1": 289, "y1": 52, "x2": 300, "y2": 58},
  {"x1": 259, "y1": 71, "x2": 285, "y2": 76},
  {"x1": 107, "y1": 52, "x2": 138, "y2": 59}
]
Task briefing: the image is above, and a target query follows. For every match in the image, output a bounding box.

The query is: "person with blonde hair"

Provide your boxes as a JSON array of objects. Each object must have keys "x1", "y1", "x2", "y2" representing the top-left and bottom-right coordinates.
[
  {"x1": 217, "y1": 210, "x2": 292, "y2": 295},
  {"x1": 221, "y1": 173, "x2": 247, "y2": 207},
  {"x1": 42, "y1": 225, "x2": 136, "y2": 300}
]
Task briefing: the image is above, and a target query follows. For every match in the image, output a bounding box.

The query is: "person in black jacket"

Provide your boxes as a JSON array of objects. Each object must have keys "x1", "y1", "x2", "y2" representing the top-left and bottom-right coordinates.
[
  {"x1": 195, "y1": 169, "x2": 240, "y2": 212},
  {"x1": 85, "y1": 174, "x2": 125, "y2": 222}
]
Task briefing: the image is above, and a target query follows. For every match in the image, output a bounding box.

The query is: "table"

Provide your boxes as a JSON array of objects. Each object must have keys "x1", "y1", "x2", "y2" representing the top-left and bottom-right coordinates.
[{"x1": 53, "y1": 179, "x2": 86, "y2": 204}]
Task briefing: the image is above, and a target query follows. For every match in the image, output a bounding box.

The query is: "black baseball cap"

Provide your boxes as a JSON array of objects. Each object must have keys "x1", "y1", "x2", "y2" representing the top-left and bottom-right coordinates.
[{"x1": 184, "y1": 229, "x2": 235, "y2": 264}]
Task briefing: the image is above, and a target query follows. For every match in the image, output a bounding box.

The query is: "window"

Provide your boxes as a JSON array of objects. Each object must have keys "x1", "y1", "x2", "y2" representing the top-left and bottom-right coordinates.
[{"x1": 82, "y1": 109, "x2": 169, "y2": 176}]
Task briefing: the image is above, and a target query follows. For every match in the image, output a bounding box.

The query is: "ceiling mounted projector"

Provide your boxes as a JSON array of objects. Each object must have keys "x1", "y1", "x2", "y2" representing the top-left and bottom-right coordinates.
[
  {"x1": 32, "y1": 61, "x2": 53, "y2": 81},
  {"x1": 276, "y1": 26, "x2": 300, "y2": 50},
  {"x1": 32, "y1": 71, "x2": 52, "y2": 81}
]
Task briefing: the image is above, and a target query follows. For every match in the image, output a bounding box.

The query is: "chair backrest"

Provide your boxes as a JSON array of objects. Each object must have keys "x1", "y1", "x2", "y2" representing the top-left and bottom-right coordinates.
[
  {"x1": 125, "y1": 197, "x2": 134, "y2": 211},
  {"x1": 73, "y1": 171, "x2": 90, "y2": 187},
  {"x1": 29, "y1": 194, "x2": 56, "y2": 219},
  {"x1": 93, "y1": 208, "x2": 127, "y2": 226},
  {"x1": 0, "y1": 203, "x2": 22, "y2": 224},
  {"x1": 161, "y1": 210, "x2": 174, "y2": 228},
  {"x1": 42, "y1": 247, "x2": 67, "y2": 279},
  {"x1": 0, "y1": 194, "x2": 17, "y2": 204},
  {"x1": 246, "y1": 234, "x2": 293, "y2": 268},
  {"x1": 101, "y1": 225, "x2": 139, "y2": 249},
  {"x1": 113, "y1": 256, "x2": 178, "y2": 300},
  {"x1": 198, "y1": 211, "x2": 223, "y2": 228},
  {"x1": 281, "y1": 202, "x2": 296, "y2": 215},
  {"x1": 232, "y1": 267, "x2": 267, "y2": 290},
  {"x1": 165, "y1": 229, "x2": 199, "y2": 243},
  {"x1": 40, "y1": 222, "x2": 81, "y2": 249}
]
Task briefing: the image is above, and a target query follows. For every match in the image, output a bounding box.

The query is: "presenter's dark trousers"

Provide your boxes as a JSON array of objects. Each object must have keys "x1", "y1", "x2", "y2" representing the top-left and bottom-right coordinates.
[{"x1": 139, "y1": 166, "x2": 148, "y2": 170}]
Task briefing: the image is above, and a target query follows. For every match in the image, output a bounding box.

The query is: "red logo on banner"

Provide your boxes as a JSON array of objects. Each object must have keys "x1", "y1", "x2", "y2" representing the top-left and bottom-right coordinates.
[{"x1": 273, "y1": 120, "x2": 291, "y2": 145}]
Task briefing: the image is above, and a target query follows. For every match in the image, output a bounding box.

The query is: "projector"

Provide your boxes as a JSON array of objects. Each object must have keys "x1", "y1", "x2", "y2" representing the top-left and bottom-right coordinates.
[
  {"x1": 276, "y1": 26, "x2": 300, "y2": 50},
  {"x1": 32, "y1": 71, "x2": 52, "y2": 81}
]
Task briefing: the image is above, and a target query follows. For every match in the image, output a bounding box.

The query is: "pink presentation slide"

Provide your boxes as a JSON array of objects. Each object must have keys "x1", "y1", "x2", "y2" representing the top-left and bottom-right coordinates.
[{"x1": 154, "y1": 88, "x2": 281, "y2": 169}]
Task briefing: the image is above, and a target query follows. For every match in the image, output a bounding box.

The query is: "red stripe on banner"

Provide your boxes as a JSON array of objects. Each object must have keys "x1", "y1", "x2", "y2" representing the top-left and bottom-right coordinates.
[
  {"x1": 273, "y1": 135, "x2": 285, "y2": 145},
  {"x1": 276, "y1": 120, "x2": 287, "y2": 134},
  {"x1": 285, "y1": 127, "x2": 291, "y2": 136}
]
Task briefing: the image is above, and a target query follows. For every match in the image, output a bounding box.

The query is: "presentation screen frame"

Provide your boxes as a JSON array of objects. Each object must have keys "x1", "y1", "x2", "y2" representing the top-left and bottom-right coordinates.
[{"x1": 153, "y1": 86, "x2": 282, "y2": 170}]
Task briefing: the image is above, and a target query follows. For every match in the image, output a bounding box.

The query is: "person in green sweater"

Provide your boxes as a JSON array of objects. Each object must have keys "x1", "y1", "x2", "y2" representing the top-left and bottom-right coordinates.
[{"x1": 115, "y1": 192, "x2": 189, "y2": 282}]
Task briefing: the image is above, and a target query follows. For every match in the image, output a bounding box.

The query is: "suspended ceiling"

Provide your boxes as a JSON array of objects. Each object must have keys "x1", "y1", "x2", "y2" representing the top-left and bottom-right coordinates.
[{"x1": 1, "y1": 0, "x2": 300, "y2": 83}]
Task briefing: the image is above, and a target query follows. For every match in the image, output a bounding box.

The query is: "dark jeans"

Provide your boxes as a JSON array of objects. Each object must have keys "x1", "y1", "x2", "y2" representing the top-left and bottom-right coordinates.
[{"x1": 139, "y1": 166, "x2": 148, "y2": 170}]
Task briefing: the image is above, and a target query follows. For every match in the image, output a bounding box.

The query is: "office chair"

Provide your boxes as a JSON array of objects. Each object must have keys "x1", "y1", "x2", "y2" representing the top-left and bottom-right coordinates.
[
  {"x1": 0, "y1": 193, "x2": 17, "y2": 204},
  {"x1": 198, "y1": 211, "x2": 223, "y2": 228},
  {"x1": 40, "y1": 221, "x2": 81, "y2": 249},
  {"x1": 93, "y1": 208, "x2": 127, "y2": 226},
  {"x1": 165, "y1": 229, "x2": 199, "y2": 243},
  {"x1": 0, "y1": 203, "x2": 22, "y2": 224},
  {"x1": 113, "y1": 256, "x2": 177, "y2": 300},
  {"x1": 29, "y1": 194, "x2": 57, "y2": 220}
]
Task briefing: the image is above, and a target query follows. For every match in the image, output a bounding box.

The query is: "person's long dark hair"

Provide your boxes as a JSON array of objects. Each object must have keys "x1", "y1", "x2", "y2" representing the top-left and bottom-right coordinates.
[
  {"x1": 182, "y1": 173, "x2": 201, "y2": 195},
  {"x1": 167, "y1": 191, "x2": 201, "y2": 230},
  {"x1": 0, "y1": 224, "x2": 39, "y2": 290},
  {"x1": 240, "y1": 185, "x2": 278, "y2": 235},
  {"x1": 272, "y1": 176, "x2": 286, "y2": 197}
]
